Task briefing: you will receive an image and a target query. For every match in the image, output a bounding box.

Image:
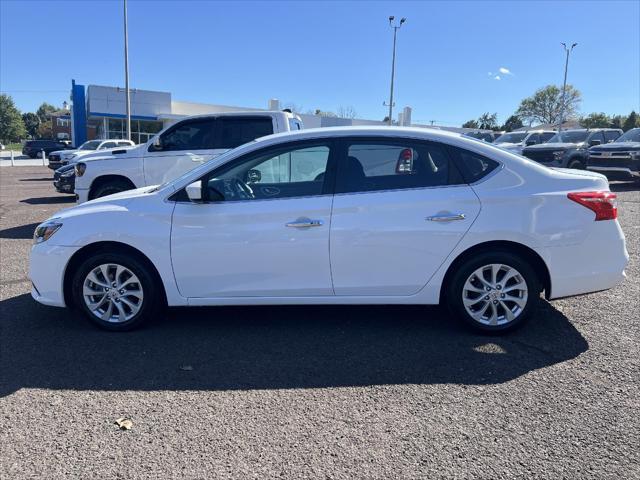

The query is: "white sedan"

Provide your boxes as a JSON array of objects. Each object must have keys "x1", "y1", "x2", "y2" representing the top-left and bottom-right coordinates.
[{"x1": 29, "y1": 127, "x2": 628, "y2": 333}]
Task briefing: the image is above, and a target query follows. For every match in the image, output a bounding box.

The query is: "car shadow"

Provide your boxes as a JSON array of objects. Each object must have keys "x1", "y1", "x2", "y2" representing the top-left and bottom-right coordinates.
[
  {"x1": 0, "y1": 294, "x2": 588, "y2": 397},
  {"x1": 19, "y1": 177, "x2": 53, "y2": 182},
  {"x1": 0, "y1": 222, "x2": 41, "y2": 239},
  {"x1": 20, "y1": 196, "x2": 75, "y2": 205}
]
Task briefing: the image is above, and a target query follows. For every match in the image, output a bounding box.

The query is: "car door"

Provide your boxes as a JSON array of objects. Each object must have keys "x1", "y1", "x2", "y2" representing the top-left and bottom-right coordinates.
[
  {"x1": 329, "y1": 137, "x2": 482, "y2": 296},
  {"x1": 143, "y1": 116, "x2": 275, "y2": 186},
  {"x1": 171, "y1": 140, "x2": 336, "y2": 298}
]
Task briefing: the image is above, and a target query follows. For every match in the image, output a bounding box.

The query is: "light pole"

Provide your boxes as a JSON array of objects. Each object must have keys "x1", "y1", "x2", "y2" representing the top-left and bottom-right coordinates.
[
  {"x1": 123, "y1": 0, "x2": 131, "y2": 141},
  {"x1": 383, "y1": 16, "x2": 406, "y2": 126},
  {"x1": 558, "y1": 42, "x2": 577, "y2": 136}
]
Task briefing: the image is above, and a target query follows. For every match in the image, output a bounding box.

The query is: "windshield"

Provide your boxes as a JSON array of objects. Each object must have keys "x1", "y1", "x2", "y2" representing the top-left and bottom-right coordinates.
[
  {"x1": 79, "y1": 140, "x2": 101, "y2": 150},
  {"x1": 616, "y1": 128, "x2": 640, "y2": 143},
  {"x1": 495, "y1": 132, "x2": 527, "y2": 144},
  {"x1": 547, "y1": 131, "x2": 588, "y2": 144}
]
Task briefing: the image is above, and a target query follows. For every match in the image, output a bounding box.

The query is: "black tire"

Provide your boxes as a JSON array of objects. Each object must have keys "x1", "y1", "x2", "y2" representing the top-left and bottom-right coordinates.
[
  {"x1": 91, "y1": 179, "x2": 133, "y2": 199},
  {"x1": 568, "y1": 158, "x2": 585, "y2": 169},
  {"x1": 446, "y1": 251, "x2": 540, "y2": 334},
  {"x1": 71, "y1": 251, "x2": 162, "y2": 331}
]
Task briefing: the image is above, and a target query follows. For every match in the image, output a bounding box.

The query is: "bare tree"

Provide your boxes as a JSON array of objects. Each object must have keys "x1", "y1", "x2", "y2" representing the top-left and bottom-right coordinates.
[
  {"x1": 337, "y1": 105, "x2": 357, "y2": 119},
  {"x1": 283, "y1": 102, "x2": 304, "y2": 114}
]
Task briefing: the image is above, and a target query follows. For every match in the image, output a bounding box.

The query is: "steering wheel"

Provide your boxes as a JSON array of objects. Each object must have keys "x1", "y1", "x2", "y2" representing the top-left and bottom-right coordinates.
[{"x1": 230, "y1": 177, "x2": 254, "y2": 200}]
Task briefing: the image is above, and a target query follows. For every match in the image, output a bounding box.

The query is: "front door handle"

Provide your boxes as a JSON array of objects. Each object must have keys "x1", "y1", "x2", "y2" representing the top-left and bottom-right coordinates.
[
  {"x1": 286, "y1": 218, "x2": 324, "y2": 228},
  {"x1": 426, "y1": 213, "x2": 466, "y2": 222}
]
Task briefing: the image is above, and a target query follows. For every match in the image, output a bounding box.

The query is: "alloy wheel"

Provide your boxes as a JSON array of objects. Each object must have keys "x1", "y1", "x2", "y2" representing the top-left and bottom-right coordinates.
[
  {"x1": 82, "y1": 263, "x2": 144, "y2": 323},
  {"x1": 462, "y1": 263, "x2": 528, "y2": 326}
]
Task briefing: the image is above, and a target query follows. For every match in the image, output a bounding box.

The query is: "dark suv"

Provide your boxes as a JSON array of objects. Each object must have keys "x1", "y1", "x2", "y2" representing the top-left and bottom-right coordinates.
[
  {"x1": 22, "y1": 140, "x2": 73, "y2": 159},
  {"x1": 587, "y1": 128, "x2": 640, "y2": 181},
  {"x1": 521, "y1": 128, "x2": 622, "y2": 169}
]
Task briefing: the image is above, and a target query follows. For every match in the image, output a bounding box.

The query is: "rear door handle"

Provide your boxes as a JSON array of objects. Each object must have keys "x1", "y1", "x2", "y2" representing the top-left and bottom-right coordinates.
[
  {"x1": 286, "y1": 219, "x2": 324, "y2": 228},
  {"x1": 426, "y1": 213, "x2": 466, "y2": 222}
]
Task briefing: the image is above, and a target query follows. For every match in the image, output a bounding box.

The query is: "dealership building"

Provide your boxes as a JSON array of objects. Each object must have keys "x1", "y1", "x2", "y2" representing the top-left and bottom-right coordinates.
[{"x1": 68, "y1": 79, "x2": 465, "y2": 146}]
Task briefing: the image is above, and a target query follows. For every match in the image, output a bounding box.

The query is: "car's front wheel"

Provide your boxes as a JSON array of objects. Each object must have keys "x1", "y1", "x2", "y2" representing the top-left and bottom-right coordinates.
[
  {"x1": 72, "y1": 252, "x2": 161, "y2": 331},
  {"x1": 446, "y1": 251, "x2": 540, "y2": 333}
]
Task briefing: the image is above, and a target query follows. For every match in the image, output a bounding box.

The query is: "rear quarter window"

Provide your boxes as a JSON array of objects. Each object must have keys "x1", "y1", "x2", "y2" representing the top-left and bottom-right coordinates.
[
  {"x1": 216, "y1": 117, "x2": 274, "y2": 149},
  {"x1": 448, "y1": 146, "x2": 500, "y2": 183}
]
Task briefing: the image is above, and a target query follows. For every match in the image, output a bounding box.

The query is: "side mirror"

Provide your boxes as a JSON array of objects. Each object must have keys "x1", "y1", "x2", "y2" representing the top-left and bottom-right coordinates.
[
  {"x1": 185, "y1": 181, "x2": 202, "y2": 202},
  {"x1": 151, "y1": 136, "x2": 163, "y2": 151},
  {"x1": 246, "y1": 169, "x2": 262, "y2": 183},
  {"x1": 590, "y1": 139, "x2": 602, "y2": 146}
]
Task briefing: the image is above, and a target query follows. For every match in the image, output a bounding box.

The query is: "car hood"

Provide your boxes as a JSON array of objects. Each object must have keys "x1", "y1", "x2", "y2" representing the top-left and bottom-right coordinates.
[
  {"x1": 590, "y1": 142, "x2": 640, "y2": 152},
  {"x1": 495, "y1": 142, "x2": 522, "y2": 149},
  {"x1": 78, "y1": 145, "x2": 141, "y2": 162},
  {"x1": 48, "y1": 185, "x2": 162, "y2": 221},
  {"x1": 50, "y1": 148, "x2": 80, "y2": 156}
]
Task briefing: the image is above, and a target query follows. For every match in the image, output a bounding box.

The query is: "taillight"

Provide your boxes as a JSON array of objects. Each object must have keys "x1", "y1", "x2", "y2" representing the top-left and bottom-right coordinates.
[{"x1": 567, "y1": 191, "x2": 617, "y2": 221}]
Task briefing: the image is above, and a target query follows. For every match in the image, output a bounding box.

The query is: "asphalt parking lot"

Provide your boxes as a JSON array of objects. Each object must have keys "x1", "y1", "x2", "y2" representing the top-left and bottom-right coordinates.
[{"x1": 1, "y1": 166, "x2": 638, "y2": 479}]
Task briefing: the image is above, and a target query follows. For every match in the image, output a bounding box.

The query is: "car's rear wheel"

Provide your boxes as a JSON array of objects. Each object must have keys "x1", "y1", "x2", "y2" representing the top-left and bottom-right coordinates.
[
  {"x1": 446, "y1": 251, "x2": 540, "y2": 333},
  {"x1": 91, "y1": 179, "x2": 132, "y2": 199},
  {"x1": 72, "y1": 252, "x2": 161, "y2": 331}
]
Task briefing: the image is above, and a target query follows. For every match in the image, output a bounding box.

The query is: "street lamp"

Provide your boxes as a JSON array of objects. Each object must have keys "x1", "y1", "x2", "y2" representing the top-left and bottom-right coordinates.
[
  {"x1": 383, "y1": 16, "x2": 406, "y2": 126},
  {"x1": 558, "y1": 42, "x2": 577, "y2": 136},
  {"x1": 123, "y1": 0, "x2": 131, "y2": 141}
]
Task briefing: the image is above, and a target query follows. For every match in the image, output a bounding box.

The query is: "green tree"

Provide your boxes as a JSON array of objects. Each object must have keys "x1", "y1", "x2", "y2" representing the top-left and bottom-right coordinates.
[
  {"x1": 610, "y1": 115, "x2": 626, "y2": 130},
  {"x1": 478, "y1": 112, "x2": 499, "y2": 130},
  {"x1": 462, "y1": 119, "x2": 479, "y2": 129},
  {"x1": 501, "y1": 115, "x2": 523, "y2": 132},
  {"x1": 580, "y1": 112, "x2": 612, "y2": 128},
  {"x1": 0, "y1": 94, "x2": 27, "y2": 143},
  {"x1": 22, "y1": 112, "x2": 41, "y2": 138},
  {"x1": 36, "y1": 102, "x2": 57, "y2": 123},
  {"x1": 37, "y1": 120, "x2": 53, "y2": 139},
  {"x1": 516, "y1": 85, "x2": 581, "y2": 125},
  {"x1": 623, "y1": 111, "x2": 638, "y2": 131}
]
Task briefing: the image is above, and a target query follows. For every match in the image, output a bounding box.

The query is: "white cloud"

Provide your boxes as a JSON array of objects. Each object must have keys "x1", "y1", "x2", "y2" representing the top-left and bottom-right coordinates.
[
  {"x1": 499, "y1": 67, "x2": 513, "y2": 75},
  {"x1": 494, "y1": 75, "x2": 501, "y2": 80}
]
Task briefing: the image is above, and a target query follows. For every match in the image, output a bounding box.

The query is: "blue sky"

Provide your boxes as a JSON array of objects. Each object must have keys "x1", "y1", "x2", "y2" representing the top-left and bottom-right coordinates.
[{"x1": 1, "y1": 0, "x2": 638, "y2": 126}]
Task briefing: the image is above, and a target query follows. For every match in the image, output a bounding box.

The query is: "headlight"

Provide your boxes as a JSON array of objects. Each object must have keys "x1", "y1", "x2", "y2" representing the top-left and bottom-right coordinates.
[
  {"x1": 552, "y1": 150, "x2": 566, "y2": 160},
  {"x1": 75, "y1": 162, "x2": 86, "y2": 177},
  {"x1": 61, "y1": 168, "x2": 75, "y2": 177},
  {"x1": 33, "y1": 220, "x2": 63, "y2": 244}
]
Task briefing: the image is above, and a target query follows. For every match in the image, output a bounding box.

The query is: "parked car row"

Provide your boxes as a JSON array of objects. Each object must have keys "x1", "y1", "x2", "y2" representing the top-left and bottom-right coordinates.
[
  {"x1": 48, "y1": 139, "x2": 135, "y2": 170},
  {"x1": 587, "y1": 128, "x2": 640, "y2": 181}
]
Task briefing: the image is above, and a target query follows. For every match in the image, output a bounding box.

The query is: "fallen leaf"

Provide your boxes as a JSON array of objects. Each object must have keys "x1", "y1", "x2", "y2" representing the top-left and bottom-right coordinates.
[
  {"x1": 115, "y1": 418, "x2": 133, "y2": 430},
  {"x1": 180, "y1": 365, "x2": 193, "y2": 371}
]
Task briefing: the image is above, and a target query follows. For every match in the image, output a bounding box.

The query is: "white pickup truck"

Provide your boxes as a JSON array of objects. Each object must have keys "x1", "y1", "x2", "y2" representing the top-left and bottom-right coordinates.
[{"x1": 74, "y1": 111, "x2": 303, "y2": 202}]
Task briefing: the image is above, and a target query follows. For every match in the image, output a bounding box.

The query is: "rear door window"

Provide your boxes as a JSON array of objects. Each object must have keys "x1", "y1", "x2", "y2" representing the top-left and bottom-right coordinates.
[
  {"x1": 589, "y1": 132, "x2": 605, "y2": 145},
  {"x1": 216, "y1": 117, "x2": 274, "y2": 149},
  {"x1": 335, "y1": 139, "x2": 463, "y2": 194},
  {"x1": 540, "y1": 132, "x2": 555, "y2": 143}
]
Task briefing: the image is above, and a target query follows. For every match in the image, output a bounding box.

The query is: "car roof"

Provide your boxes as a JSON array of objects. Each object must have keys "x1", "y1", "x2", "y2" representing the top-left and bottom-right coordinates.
[{"x1": 173, "y1": 110, "x2": 294, "y2": 122}]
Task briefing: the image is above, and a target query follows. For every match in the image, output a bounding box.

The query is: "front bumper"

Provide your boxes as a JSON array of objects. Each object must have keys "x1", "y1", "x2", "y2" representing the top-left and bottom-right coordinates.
[
  {"x1": 53, "y1": 174, "x2": 76, "y2": 194},
  {"x1": 29, "y1": 244, "x2": 80, "y2": 307},
  {"x1": 75, "y1": 188, "x2": 90, "y2": 204}
]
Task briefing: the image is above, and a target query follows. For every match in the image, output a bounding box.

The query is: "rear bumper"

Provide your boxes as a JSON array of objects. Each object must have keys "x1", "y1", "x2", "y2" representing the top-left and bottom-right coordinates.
[
  {"x1": 536, "y1": 220, "x2": 629, "y2": 299},
  {"x1": 29, "y1": 244, "x2": 80, "y2": 308}
]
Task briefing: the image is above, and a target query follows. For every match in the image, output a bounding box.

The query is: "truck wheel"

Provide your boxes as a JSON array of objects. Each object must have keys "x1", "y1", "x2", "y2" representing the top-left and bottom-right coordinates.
[
  {"x1": 568, "y1": 159, "x2": 585, "y2": 169},
  {"x1": 91, "y1": 179, "x2": 133, "y2": 199}
]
